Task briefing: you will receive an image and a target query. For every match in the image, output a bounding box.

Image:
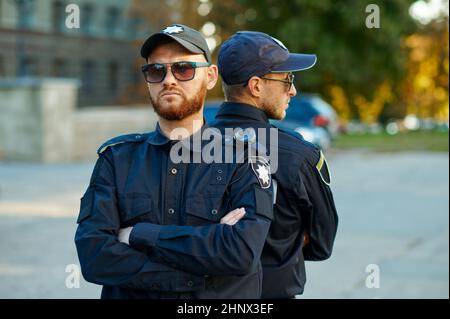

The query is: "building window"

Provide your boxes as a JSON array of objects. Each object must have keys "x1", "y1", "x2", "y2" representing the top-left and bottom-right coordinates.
[
  {"x1": 52, "y1": 58, "x2": 68, "y2": 77},
  {"x1": 108, "y1": 62, "x2": 119, "y2": 93},
  {"x1": 127, "y1": 16, "x2": 142, "y2": 39},
  {"x1": 17, "y1": 0, "x2": 35, "y2": 29},
  {"x1": 18, "y1": 56, "x2": 38, "y2": 77},
  {"x1": 105, "y1": 7, "x2": 120, "y2": 37},
  {"x1": 52, "y1": 1, "x2": 65, "y2": 33},
  {"x1": 0, "y1": 56, "x2": 5, "y2": 77},
  {"x1": 131, "y1": 64, "x2": 141, "y2": 85},
  {"x1": 81, "y1": 60, "x2": 95, "y2": 95},
  {"x1": 81, "y1": 4, "x2": 94, "y2": 35}
]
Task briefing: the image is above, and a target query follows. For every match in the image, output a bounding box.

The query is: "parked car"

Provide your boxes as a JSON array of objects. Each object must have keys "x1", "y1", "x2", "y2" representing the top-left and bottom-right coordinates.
[
  {"x1": 271, "y1": 94, "x2": 338, "y2": 138},
  {"x1": 270, "y1": 94, "x2": 338, "y2": 149},
  {"x1": 203, "y1": 101, "x2": 222, "y2": 124}
]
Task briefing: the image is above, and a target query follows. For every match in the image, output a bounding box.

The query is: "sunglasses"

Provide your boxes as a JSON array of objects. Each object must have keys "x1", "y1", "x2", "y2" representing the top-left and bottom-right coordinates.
[
  {"x1": 260, "y1": 72, "x2": 295, "y2": 91},
  {"x1": 141, "y1": 61, "x2": 210, "y2": 83}
]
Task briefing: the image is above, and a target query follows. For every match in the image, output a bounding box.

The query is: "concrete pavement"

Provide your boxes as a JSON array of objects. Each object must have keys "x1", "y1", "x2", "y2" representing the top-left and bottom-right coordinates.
[{"x1": 0, "y1": 150, "x2": 448, "y2": 298}]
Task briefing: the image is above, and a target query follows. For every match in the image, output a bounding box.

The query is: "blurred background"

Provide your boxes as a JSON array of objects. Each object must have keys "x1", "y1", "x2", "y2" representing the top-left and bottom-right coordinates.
[{"x1": 0, "y1": 0, "x2": 448, "y2": 298}]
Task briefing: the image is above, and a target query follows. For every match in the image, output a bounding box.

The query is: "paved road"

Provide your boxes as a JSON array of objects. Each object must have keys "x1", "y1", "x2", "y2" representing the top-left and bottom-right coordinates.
[{"x1": 0, "y1": 150, "x2": 448, "y2": 298}]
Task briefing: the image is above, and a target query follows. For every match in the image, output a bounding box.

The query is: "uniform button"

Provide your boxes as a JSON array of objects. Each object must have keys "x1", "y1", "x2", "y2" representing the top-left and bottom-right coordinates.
[
  {"x1": 211, "y1": 209, "x2": 218, "y2": 215},
  {"x1": 217, "y1": 169, "x2": 223, "y2": 174},
  {"x1": 168, "y1": 208, "x2": 175, "y2": 214},
  {"x1": 216, "y1": 176, "x2": 222, "y2": 181},
  {"x1": 171, "y1": 168, "x2": 177, "y2": 175},
  {"x1": 187, "y1": 281, "x2": 194, "y2": 287},
  {"x1": 296, "y1": 257, "x2": 299, "y2": 263}
]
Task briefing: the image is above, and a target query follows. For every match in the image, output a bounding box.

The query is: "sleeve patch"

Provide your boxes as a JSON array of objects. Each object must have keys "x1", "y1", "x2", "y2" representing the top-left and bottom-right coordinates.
[
  {"x1": 316, "y1": 150, "x2": 331, "y2": 185},
  {"x1": 250, "y1": 156, "x2": 271, "y2": 189}
]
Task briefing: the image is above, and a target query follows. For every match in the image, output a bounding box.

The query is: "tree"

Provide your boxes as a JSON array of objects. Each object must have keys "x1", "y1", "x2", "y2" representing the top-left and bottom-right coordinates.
[
  {"x1": 209, "y1": 0, "x2": 418, "y2": 123},
  {"x1": 124, "y1": 0, "x2": 448, "y2": 125},
  {"x1": 399, "y1": 20, "x2": 449, "y2": 123}
]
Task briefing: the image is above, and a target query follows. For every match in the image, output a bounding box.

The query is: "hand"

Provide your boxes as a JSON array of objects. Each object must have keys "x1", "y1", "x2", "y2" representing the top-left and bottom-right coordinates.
[
  {"x1": 303, "y1": 233, "x2": 310, "y2": 246},
  {"x1": 118, "y1": 227, "x2": 133, "y2": 245},
  {"x1": 220, "y1": 207, "x2": 246, "y2": 226}
]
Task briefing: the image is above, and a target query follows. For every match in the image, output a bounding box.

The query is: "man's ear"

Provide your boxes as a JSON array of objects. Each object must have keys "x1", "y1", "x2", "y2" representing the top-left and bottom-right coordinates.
[
  {"x1": 247, "y1": 76, "x2": 263, "y2": 98},
  {"x1": 206, "y1": 64, "x2": 218, "y2": 90}
]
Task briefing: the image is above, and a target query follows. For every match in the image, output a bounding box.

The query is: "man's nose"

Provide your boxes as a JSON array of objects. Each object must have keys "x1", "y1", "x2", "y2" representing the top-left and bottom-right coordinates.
[
  {"x1": 289, "y1": 83, "x2": 297, "y2": 97},
  {"x1": 162, "y1": 66, "x2": 177, "y2": 85}
]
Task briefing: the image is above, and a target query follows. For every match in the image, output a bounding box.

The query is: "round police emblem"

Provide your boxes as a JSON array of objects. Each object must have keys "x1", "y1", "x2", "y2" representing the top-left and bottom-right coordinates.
[{"x1": 250, "y1": 156, "x2": 271, "y2": 189}]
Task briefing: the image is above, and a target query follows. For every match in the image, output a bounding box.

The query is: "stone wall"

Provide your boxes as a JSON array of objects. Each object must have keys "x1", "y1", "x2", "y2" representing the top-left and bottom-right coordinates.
[
  {"x1": 72, "y1": 106, "x2": 157, "y2": 160},
  {"x1": 0, "y1": 78, "x2": 157, "y2": 162}
]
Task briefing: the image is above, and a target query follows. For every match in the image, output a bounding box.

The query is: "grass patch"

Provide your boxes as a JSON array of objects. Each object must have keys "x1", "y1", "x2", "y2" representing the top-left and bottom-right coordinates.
[{"x1": 332, "y1": 130, "x2": 449, "y2": 152}]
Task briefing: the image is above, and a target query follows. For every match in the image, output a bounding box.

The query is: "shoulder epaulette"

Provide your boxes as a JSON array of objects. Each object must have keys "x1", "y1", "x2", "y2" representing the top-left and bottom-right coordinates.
[{"x1": 97, "y1": 133, "x2": 149, "y2": 155}]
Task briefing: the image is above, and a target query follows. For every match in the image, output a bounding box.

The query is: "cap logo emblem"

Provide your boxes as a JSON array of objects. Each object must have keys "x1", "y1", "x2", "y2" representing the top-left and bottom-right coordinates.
[
  {"x1": 162, "y1": 25, "x2": 184, "y2": 34},
  {"x1": 270, "y1": 36, "x2": 288, "y2": 50}
]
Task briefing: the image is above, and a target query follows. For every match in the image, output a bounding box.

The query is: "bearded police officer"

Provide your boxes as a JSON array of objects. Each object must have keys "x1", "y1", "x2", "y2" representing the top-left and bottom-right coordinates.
[
  {"x1": 75, "y1": 25, "x2": 273, "y2": 299},
  {"x1": 213, "y1": 31, "x2": 338, "y2": 298}
]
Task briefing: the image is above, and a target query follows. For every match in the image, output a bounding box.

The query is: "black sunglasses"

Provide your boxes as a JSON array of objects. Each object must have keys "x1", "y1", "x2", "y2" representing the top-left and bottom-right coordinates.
[
  {"x1": 141, "y1": 61, "x2": 210, "y2": 83},
  {"x1": 260, "y1": 72, "x2": 295, "y2": 91}
]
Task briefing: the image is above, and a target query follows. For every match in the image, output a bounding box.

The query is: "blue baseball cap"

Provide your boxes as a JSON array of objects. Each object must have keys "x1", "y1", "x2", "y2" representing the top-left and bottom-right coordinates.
[{"x1": 218, "y1": 31, "x2": 317, "y2": 85}]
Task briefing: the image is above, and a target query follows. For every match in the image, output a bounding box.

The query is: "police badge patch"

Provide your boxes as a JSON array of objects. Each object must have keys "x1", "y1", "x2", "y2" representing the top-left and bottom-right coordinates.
[
  {"x1": 250, "y1": 156, "x2": 271, "y2": 189},
  {"x1": 162, "y1": 25, "x2": 184, "y2": 34},
  {"x1": 316, "y1": 150, "x2": 331, "y2": 185}
]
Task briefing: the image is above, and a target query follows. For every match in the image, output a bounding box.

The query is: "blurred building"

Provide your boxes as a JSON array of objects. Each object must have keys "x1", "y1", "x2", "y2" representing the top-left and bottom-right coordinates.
[{"x1": 0, "y1": 0, "x2": 152, "y2": 106}]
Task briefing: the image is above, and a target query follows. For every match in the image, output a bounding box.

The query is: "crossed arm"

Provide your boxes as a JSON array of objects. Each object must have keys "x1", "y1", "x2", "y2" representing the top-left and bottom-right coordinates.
[
  {"x1": 118, "y1": 207, "x2": 246, "y2": 244},
  {"x1": 75, "y1": 150, "x2": 272, "y2": 290}
]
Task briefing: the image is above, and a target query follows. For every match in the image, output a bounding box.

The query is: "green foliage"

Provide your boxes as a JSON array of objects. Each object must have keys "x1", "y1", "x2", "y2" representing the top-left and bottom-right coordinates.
[{"x1": 210, "y1": 0, "x2": 418, "y2": 117}]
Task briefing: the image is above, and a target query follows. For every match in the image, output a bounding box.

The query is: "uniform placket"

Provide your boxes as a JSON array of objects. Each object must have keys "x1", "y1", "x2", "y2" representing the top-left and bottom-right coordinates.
[{"x1": 164, "y1": 159, "x2": 184, "y2": 225}]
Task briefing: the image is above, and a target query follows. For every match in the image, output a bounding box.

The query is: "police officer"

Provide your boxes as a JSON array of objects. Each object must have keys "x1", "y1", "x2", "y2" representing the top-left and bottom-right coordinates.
[
  {"x1": 75, "y1": 25, "x2": 273, "y2": 299},
  {"x1": 213, "y1": 31, "x2": 339, "y2": 298}
]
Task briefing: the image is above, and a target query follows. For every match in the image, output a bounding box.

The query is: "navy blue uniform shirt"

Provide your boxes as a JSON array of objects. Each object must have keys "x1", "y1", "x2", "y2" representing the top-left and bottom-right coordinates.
[
  {"x1": 75, "y1": 123, "x2": 273, "y2": 299},
  {"x1": 213, "y1": 102, "x2": 338, "y2": 298}
]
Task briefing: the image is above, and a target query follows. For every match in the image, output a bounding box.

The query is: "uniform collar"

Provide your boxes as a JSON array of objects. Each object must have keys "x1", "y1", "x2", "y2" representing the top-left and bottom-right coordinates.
[
  {"x1": 147, "y1": 122, "x2": 171, "y2": 146},
  {"x1": 216, "y1": 102, "x2": 269, "y2": 123},
  {"x1": 147, "y1": 120, "x2": 211, "y2": 153}
]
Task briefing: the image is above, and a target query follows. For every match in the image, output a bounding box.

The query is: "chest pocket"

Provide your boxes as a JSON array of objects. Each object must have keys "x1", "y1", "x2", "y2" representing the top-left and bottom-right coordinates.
[
  {"x1": 185, "y1": 193, "x2": 228, "y2": 226},
  {"x1": 118, "y1": 193, "x2": 155, "y2": 226},
  {"x1": 209, "y1": 164, "x2": 228, "y2": 185}
]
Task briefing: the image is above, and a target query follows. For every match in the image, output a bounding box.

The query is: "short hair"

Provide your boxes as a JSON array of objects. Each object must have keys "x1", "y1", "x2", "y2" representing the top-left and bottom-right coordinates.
[{"x1": 222, "y1": 81, "x2": 247, "y2": 101}]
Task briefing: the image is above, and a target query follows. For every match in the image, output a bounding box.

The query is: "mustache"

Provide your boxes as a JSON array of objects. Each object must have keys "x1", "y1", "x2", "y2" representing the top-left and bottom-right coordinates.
[{"x1": 159, "y1": 88, "x2": 184, "y2": 98}]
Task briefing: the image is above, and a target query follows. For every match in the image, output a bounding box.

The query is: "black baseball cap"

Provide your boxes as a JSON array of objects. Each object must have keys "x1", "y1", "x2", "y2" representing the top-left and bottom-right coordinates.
[
  {"x1": 218, "y1": 31, "x2": 317, "y2": 85},
  {"x1": 141, "y1": 24, "x2": 212, "y2": 63}
]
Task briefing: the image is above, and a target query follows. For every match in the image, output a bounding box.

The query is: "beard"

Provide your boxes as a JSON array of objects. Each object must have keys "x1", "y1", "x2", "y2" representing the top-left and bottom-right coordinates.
[
  {"x1": 149, "y1": 82, "x2": 207, "y2": 121},
  {"x1": 262, "y1": 101, "x2": 286, "y2": 120}
]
